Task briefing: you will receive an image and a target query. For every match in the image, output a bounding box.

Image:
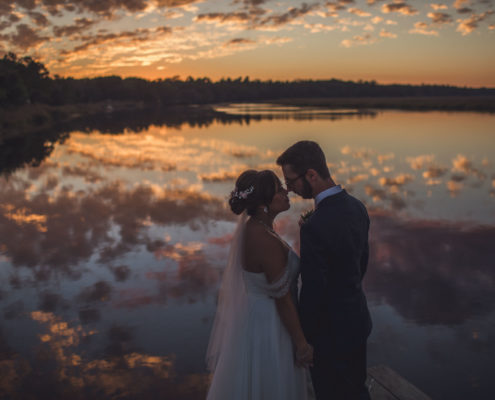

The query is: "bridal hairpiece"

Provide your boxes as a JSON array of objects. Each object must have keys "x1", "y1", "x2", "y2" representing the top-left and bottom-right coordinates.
[{"x1": 233, "y1": 185, "x2": 254, "y2": 199}]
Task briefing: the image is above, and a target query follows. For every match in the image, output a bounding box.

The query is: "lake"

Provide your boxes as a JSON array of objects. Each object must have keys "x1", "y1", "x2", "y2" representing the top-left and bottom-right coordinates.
[{"x1": 0, "y1": 105, "x2": 494, "y2": 399}]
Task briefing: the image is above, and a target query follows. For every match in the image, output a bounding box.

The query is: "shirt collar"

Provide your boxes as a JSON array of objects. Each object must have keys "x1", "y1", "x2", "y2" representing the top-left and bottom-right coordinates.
[{"x1": 314, "y1": 185, "x2": 343, "y2": 206}]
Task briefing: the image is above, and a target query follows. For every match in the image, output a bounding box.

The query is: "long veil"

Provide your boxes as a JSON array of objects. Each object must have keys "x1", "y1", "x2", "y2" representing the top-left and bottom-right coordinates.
[{"x1": 206, "y1": 211, "x2": 249, "y2": 372}]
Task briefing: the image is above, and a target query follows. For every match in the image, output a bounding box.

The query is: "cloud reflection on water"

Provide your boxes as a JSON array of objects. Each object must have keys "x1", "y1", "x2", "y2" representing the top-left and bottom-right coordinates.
[
  {"x1": 0, "y1": 109, "x2": 494, "y2": 399},
  {"x1": 0, "y1": 311, "x2": 209, "y2": 400}
]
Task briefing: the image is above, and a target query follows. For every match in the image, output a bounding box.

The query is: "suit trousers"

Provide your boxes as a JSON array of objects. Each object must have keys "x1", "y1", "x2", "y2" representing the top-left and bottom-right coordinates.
[{"x1": 310, "y1": 342, "x2": 370, "y2": 400}]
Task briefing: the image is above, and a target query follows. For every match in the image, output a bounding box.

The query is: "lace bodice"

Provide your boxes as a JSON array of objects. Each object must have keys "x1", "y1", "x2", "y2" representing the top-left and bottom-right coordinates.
[{"x1": 242, "y1": 249, "x2": 300, "y2": 303}]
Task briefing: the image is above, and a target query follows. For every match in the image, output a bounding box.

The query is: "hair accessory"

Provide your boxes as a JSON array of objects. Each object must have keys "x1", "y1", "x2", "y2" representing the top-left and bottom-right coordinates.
[{"x1": 233, "y1": 185, "x2": 254, "y2": 199}]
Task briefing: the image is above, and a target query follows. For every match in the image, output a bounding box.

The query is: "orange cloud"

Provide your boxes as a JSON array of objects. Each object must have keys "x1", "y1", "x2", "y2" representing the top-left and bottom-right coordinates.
[{"x1": 456, "y1": 11, "x2": 494, "y2": 35}]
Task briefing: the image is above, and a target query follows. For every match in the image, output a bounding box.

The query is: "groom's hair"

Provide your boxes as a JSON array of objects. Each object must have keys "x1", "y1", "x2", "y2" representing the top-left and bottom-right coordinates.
[{"x1": 276, "y1": 141, "x2": 330, "y2": 179}]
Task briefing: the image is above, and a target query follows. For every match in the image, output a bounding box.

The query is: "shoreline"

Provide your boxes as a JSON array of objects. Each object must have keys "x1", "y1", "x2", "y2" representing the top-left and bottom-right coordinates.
[{"x1": 1, "y1": 96, "x2": 494, "y2": 142}]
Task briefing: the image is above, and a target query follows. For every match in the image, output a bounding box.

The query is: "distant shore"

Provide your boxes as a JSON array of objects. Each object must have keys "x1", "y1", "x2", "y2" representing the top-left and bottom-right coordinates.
[
  {"x1": 271, "y1": 96, "x2": 495, "y2": 112},
  {"x1": 1, "y1": 96, "x2": 494, "y2": 141}
]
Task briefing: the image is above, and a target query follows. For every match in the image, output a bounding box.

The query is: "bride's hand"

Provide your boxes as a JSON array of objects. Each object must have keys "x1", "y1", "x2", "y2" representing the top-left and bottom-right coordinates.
[{"x1": 295, "y1": 343, "x2": 314, "y2": 368}]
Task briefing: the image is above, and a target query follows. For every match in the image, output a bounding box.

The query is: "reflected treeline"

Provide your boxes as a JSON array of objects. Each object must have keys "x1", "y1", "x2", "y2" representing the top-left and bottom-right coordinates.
[{"x1": 0, "y1": 104, "x2": 375, "y2": 176}]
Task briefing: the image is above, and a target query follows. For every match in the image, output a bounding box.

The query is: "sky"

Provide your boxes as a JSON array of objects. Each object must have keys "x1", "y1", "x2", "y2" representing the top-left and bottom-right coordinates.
[{"x1": 0, "y1": 0, "x2": 494, "y2": 86}]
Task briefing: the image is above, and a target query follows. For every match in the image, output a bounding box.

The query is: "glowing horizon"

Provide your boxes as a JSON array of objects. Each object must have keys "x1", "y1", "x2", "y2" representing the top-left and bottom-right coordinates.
[{"x1": 1, "y1": 0, "x2": 494, "y2": 87}]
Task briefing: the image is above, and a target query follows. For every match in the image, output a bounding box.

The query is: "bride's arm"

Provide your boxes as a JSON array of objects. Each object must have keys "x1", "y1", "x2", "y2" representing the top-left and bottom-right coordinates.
[{"x1": 253, "y1": 230, "x2": 313, "y2": 366}]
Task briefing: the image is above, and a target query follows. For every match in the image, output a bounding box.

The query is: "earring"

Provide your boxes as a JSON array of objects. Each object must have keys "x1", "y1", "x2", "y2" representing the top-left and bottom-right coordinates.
[{"x1": 263, "y1": 206, "x2": 268, "y2": 214}]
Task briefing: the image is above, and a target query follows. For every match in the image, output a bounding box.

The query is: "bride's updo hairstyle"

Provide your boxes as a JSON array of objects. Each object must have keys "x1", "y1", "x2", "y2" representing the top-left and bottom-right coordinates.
[{"x1": 229, "y1": 170, "x2": 281, "y2": 216}]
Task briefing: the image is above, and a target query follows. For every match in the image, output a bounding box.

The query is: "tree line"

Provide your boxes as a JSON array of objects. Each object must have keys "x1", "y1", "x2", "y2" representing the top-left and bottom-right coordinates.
[{"x1": 1, "y1": 52, "x2": 494, "y2": 109}]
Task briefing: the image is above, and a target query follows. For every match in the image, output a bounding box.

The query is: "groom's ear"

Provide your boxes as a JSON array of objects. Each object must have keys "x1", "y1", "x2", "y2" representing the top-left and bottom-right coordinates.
[{"x1": 305, "y1": 168, "x2": 319, "y2": 183}]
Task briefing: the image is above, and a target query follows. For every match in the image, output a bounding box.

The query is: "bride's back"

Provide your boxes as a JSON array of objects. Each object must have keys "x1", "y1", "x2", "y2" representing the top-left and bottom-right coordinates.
[{"x1": 242, "y1": 218, "x2": 289, "y2": 277}]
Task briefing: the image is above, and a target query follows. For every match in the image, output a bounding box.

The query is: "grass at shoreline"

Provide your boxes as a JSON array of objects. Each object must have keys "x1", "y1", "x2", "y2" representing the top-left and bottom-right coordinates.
[{"x1": 1, "y1": 96, "x2": 494, "y2": 141}]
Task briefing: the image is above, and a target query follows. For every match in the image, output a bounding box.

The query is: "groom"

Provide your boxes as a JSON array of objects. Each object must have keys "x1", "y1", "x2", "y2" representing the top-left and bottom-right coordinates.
[{"x1": 277, "y1": 141, "x2": 372, "y2": 400}]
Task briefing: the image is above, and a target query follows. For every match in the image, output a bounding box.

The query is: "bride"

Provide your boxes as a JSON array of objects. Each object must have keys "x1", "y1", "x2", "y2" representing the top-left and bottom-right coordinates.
[{"x1": 206, "y1": 169, "x2": 313, "y2": 400}]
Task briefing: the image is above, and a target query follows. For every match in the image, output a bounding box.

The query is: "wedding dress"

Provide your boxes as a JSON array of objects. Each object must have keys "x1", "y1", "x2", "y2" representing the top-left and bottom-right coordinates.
[{"x1": 206, "y1": 212, "x2": 311, "y2": 400}]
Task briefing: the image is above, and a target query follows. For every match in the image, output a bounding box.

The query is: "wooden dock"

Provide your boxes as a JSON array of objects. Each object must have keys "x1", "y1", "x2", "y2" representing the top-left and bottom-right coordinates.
[{"x1": 367, "y1": 365, "x2": 432, "y2": 400}]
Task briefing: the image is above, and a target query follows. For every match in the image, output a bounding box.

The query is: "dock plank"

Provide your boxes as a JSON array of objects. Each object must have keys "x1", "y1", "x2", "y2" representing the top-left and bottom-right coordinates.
[{"x1": 367, "y1": 365, "x2": 431, "y2": 400}]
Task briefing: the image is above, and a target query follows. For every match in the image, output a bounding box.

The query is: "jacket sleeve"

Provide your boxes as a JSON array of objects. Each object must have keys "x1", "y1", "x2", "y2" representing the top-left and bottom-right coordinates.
[
  {"x1": 360, "y1": 211, "x2": 370, "y2": 278},
  {"x1": 299, "y1": 222, "x2": 330, "y2": 341}
]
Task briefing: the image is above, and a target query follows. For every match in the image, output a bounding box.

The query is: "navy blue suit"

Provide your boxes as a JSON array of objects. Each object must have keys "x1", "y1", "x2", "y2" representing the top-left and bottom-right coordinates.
[{"x1": 299, "y1": 190, "x2": 372, "y2": 399}]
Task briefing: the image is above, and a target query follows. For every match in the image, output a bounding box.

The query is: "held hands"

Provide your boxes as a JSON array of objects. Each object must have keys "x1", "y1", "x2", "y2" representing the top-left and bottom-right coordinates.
[{"x1": 295, "y1": 342, "x2": 314, "y2": 368}]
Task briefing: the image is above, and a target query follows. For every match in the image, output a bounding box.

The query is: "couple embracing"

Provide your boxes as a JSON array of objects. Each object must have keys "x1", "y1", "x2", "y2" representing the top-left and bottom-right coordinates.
[{"x1": 206, "y1": 141, "x2": 372, "y2": 400}]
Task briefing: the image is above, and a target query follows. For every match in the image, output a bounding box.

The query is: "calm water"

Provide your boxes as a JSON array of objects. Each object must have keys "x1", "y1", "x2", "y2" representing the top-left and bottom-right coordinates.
[{"x1": 1, "y1": 105, "x2": 494, "y2": 399}]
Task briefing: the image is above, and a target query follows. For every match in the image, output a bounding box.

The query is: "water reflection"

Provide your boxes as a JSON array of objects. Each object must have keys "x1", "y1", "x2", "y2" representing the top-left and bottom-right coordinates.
[
  {"x1": 0, "y1": 107, "x2": 494, "y2": 399},
  {"x1": 366, "y1": 210, "x2": 495, "y2": 325},
  {"x1": 0, "y1": 311, "x2": 209, "y2": 400}
]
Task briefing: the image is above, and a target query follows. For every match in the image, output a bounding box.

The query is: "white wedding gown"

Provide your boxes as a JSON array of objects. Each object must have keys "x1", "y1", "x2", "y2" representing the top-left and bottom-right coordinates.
[{"x1": 206, "y1": 213, "x2": 311, "y2": 400}]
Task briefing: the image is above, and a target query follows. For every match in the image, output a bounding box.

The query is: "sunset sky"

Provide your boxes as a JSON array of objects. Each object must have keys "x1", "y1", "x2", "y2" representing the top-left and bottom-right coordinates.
[{"x1": 1, "y1": 0, "x2": 494, "y2": 86}]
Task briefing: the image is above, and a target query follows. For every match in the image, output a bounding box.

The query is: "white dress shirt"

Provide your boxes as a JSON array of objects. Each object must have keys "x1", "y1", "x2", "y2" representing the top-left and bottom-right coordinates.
[{"x1": 314, "y1": 185, "x2": 343, "y2": 207}]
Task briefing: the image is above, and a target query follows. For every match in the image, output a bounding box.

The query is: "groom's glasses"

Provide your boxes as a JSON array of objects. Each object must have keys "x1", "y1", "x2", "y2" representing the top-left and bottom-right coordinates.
[{"x1": 284, "y1": 172, "x2": 306, "y2": 188}]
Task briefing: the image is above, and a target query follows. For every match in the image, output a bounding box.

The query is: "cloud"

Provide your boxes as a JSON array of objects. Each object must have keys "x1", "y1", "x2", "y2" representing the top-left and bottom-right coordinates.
[
  {"x1": 379, "y1": 173, "x2": 414, "y2": 186},
  {"x1": 430, "y1": 3, "x2": 448, "y2": 10},
  {"x1": 223, "y1": 37, "x2": 256, "y2": 47},
  {"x1": 7, "y1": 23, "x2": 49, "y2": 50},
  {"x1": 259, "y1": 3, "x2": 319, "y2": 27},
  {"x1": 341, "y1": 145, "x2": 376, "y2": 159},
  {"x1": 451, "y1": 154, "x2": 486, "y2": 179},
  {"x1": 456, "y1": 11, "x2": 494, "y2": 35},
  {"x1": 422, "y1": 165, "x2": 448, "y2": 179},
  {"x1": 407, "y1": 154, "x2": 435, "y2": 170},
  {"x1": 381, "y1": 2, "x2": 418, "y2": 16},
  {"x1": 28, "y1": 11, "x2": 50, "y2": 27},
  {"x1": 456, "y1": 7, "x2": 473, "y2": 13},
  {"x1": 195, "y1": 11, "x2": 252, "y2": 24},
  {"x1": 66, "y1": 26, "x2": 173, "y2": 54},
  {"x1": 379, "y1": 28, "x2": 397, "y2": 37},
  {"x1": 428, "y1": 11, "x2": 453, "y2": 24},
  {"x1": 453, "y1": 0, "x2": 470, "y2": 9},
  {"x1": 53, "y1": 18, "x2": 97, "y2": 38},
  {"x1": 409, "y1": 21, "x2": 439, "y2": 35},
  {"x1": 348, "y1": 7, "x2": 371, "y2": 16}
]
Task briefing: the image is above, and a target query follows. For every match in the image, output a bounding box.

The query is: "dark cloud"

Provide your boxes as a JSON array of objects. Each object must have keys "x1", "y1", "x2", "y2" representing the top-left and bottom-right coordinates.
[
  {"x1": 79, "y1": 307, "x2": 101, "y2": 324},
  {"x1": 260, "y1": 3, "x2": 319, "y2": 26},
  {"x1": 111, "y1": 265, "x2": 131, "y2": 281},
  {"x1": 61, "y1": 163, "x2": 104, "y2": 182},
  {"x1": 16, "y1": 0, "x2": 37, "y2": 10},
  {"x1": 53, "y1": 18, "x2": 96, "y2": 38},
  {"x1": 428, "y1": 12, "x2": 453, "y2": 24},
  {"x1": 78, "y1": 280, "x2": 113, "y2": 303},
  {"x1": 223, "y1": 37, "x2": 256, "y2": 47},
  {"x1": 457, "y1": 7, "x2": 474, "y2": 13},
  {"x1": 381, "y1": 1, "x2": 418, "y2": 15},
  {"x1": 65, "y1": 26, "x2": 173, "y2": 54},
  {"x1": 28, "y1": 11, "x2": 50, "y2": 27},
  {"x1": 195, "y1": 11, "x2": 252, "y2": 23},
  {"x1": 8, "y1": 13, "x2": 21, "y2": 23},
  {"x1": 7, "y1": 23, "x2": 49, "y2": 50},
  {"x1": 196, "y1": 2, "x2": 316, "y2": 28},
  {"x1": 38, "y1": 292, "x2": 66, "y2": 312}
]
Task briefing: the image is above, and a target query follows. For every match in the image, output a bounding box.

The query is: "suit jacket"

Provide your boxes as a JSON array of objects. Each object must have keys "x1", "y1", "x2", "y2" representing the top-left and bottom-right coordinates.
[{"x1": 299, "y1": 189, "x2": 372, "y2": 357}]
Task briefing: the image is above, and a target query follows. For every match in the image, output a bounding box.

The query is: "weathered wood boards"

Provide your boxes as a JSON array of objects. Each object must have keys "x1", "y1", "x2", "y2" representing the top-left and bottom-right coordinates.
[{"x1": 367, "y1": 365, "x2": 432, "y2": 400}]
